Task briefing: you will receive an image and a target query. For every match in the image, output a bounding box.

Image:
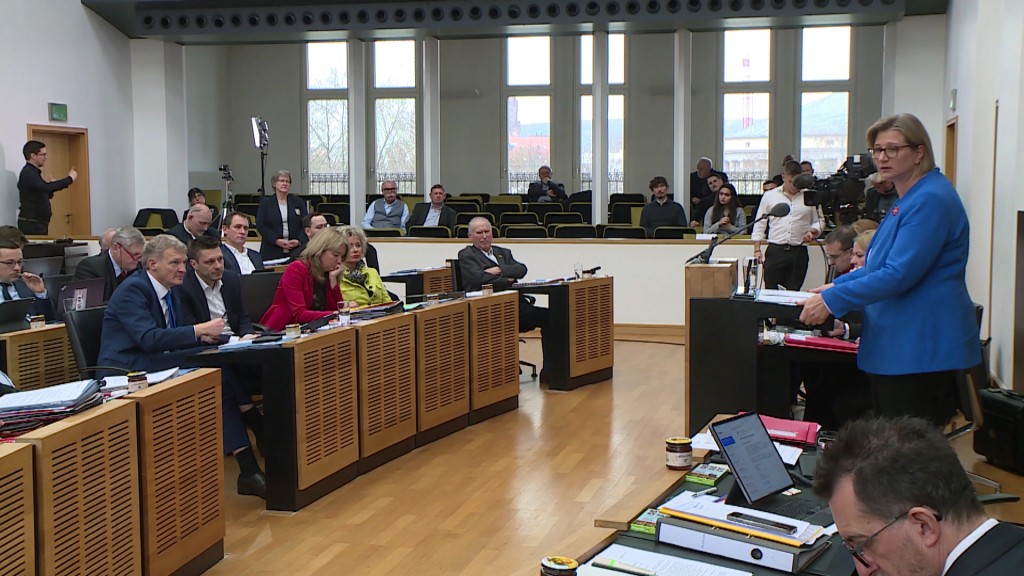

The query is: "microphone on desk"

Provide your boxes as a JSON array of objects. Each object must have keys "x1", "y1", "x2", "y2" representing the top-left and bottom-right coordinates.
[
  {"x1": 686, "y1": 203, "x2": 791, "y2": 265},
  {"x1": 583, "y1": 266, "x2": 601, "y2": 275}
]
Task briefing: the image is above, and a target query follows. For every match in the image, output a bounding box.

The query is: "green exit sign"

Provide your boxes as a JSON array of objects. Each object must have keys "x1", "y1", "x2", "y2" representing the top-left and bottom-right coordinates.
[{"x1": 48, "y1": 102, "x2": 68, "y2": 122}]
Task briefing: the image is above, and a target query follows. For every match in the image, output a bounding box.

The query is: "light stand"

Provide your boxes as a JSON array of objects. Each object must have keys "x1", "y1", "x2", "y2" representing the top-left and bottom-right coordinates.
[
  {"x1": 251, "y1": 116, "x2": 269, "y2": 197},
  {"x1": 218, "y1": 164, "x2": 234, "y2": 237}
]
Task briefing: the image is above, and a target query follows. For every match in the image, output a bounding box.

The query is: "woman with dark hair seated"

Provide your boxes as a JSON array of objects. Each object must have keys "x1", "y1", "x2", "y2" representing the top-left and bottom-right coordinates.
[
  {"x1": 703, "y1": 182, "x2": 747, "y2": 234},
  {"x1": 260, "y1": 226, "x2": 347, "y2": 331},
  {"x1": 337, "y1": 226, "x2": 392, "y2": 306}
]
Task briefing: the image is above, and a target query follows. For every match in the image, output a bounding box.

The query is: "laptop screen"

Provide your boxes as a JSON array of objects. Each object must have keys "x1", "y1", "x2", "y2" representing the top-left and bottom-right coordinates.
[{"x1": 710, "y1": 412, "x2": 794, "y2": 504}]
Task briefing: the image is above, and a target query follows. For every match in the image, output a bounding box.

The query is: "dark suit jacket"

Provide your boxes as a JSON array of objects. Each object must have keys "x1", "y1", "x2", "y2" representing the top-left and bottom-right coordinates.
[
  {"x1": 74, "y1": 251, "x2": 124, "y2": 301},
  {"x1": 408, "y1": 203, "x2": 458, "y2": 229},
  {"x1": 164, "y1": 223, "x2": 215, "y2": 247},
  {"x1": 689, "y1": 169, "x2": 728, "y2": 223},
  {"x1": 947, "y1": 522, "x2": 1024, "y2": 575},
  {"x1": 256, "y1": 194, "x2": 308, "y2": 261},
  {"x1": 178, "y1": 270, "x2": 254, "y2": 336},
  {"x1": 457, "y1": 245, "x2": 527, "y2": 292},
  {"x1": 220, "y1": 244, "x2": 265, "y2": 275},
  {"x1": 526, "y1": 181, "x2": 567, "y2": 204},
  {"x1": 8, "y1": 279, "x2": 56, "y2": 321},
  {"x1": 97, "y1": 271, "x2": 203, "y2": 373},
  {"x1": 181, "y1": 205, "x2": 221, "y2": 233}
]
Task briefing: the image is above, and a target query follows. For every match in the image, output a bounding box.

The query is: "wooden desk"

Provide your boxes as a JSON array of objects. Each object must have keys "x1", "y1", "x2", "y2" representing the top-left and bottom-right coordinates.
[
  {"x1": 0, "y1": 443, "x2": 34, "y2": 574},
  {"x1": 516, "y1": 276, "x2": 615, "y2": 390},
  {"x1": 18, "y1": 400, "x2": 142, "y2": 575},
  {"x1": 412, "y1": 300, "x2": 470, "y2": 445},
  {"x1": 357, "y1": 313, "x2": 417, "y2": 473},
  {"x1": 466, "y1": 291, "x2": 520, "y2": 423},
  {"x1": 382, "y1": 266, "x2": 453, "y2": 297},
  {"x1": 126, "y1": 368, "x2": 225, "y2": 576},
  {"x1": 188, "y1": 327, "x2": 360, "y2": 512},
  {"x1": 0, "y1": 323, "x2": 77, "y2": 390}
]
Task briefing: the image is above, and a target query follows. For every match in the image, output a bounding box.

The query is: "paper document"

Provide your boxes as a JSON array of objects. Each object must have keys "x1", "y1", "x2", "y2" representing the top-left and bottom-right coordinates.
[
  {"x1": 0, "y1": 379, "x2": 99, "y2": 411},
  {"x1": 691, "y1": 431, "x2": 802, "y2": 465},
  {"x1": 263, "y1": 257, "x2": 290, "y2": 266},
  {"x1": 659, "y1": 494, "x2": 823, "y2": 546},
  {"x1": 581, "y1": 543, "x2": 752, "y2": 576},
  {"x1": 103, "y1": 367, "x2": 182, "y2": 390},
  {"x1": 754, "y1": 289, "x2": 817, "y2": 306}
]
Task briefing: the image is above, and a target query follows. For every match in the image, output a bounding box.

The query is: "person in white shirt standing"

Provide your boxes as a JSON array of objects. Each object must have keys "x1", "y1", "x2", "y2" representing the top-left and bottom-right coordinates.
[{"x1": 751, "y1": 160, "x2": 823, "y2": 290}]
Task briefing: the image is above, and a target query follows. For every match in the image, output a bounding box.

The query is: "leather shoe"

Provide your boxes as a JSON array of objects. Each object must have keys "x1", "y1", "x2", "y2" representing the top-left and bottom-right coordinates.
[{"x1": 237, "y1": 471, "x2": 267, "y2": 499}]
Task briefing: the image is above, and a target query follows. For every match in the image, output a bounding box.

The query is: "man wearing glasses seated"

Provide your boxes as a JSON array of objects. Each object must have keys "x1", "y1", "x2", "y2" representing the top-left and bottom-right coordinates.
[
  {"x1": 0, "y1": 240, "x2": 55, "y2": 320},
  {"x1": 74, "y1": 226, "x2": 146, "y2": 301},
  {"x1": 362, "y1": 180, "x2": 409, "y2": 231},
  {"x1": 814, "y1": 417, "x2": 1024, "y2": 575}
]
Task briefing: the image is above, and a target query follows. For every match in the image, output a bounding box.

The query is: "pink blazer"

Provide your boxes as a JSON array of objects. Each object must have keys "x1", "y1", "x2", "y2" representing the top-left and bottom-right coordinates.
[{"x1": 259, "y1": 260, "x2": 342, "y2": 331}]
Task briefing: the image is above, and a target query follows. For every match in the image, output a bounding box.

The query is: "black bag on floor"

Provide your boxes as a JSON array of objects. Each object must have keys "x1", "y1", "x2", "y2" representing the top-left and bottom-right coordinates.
[{"x1": 974, "y1": 387, "x2": 1024, "y2": 475}]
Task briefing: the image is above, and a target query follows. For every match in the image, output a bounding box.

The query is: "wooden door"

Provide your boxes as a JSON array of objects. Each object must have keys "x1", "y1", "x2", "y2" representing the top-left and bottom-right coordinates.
[{"x1": 26, "y1": 125, "x2": 90, "y2": 237}]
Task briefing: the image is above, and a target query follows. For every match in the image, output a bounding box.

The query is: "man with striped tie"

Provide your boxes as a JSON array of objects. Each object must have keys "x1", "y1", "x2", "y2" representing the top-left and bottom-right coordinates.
[{"x1": 0, "y1": 239, "x2": 55, "y2": 320}]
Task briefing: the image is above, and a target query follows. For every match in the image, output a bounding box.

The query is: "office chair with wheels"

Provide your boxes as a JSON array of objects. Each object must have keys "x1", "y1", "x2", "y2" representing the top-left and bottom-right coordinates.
[
  {"x1": 949, "y1": 362, "x2": 1002, "y2": 492},
  {"x1": 65, "y1": 306, "x2": 107, "y2": 379}
]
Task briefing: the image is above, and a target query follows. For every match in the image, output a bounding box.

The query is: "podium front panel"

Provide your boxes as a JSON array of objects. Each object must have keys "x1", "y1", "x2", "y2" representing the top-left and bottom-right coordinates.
[
  {"x1": 422, "y1": 267, "x2": 454, "y2": 294},
  {"x1": 288, "y1": 328, "x2": 360, "y2": 489},
  {"x1": 19, "y1": 400, "x2": 142, "y2": 576},
  {"x1": 1, "y1": 324, "x2": 77, "y2": 390},
  {"x1": 0, "y1": 443, "x2": 34, "y2": 575},
  {"x1": 357, "y1": 314, "x2": 417, "y2": 457},
  {"x1": 568, "y1": 277, "x2": 615, "y2": 378},
  {"x1": 415, "y1": 301, "x2": 470, "y2": 430},
  {"x1": 467, "y1": 292, "x2": 519, "y2": 410},
  {"x1": 126, "y1": 368, "x2": 225, "y2": 576}
]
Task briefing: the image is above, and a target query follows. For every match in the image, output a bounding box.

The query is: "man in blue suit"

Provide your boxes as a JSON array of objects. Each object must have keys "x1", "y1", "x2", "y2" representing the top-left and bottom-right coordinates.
[
  {"x1": 0, "y1": 239, "x2": 56, "y2": 321},
  {"x1": 98, "y1": 235, "x2": 268, "y2": 498}
]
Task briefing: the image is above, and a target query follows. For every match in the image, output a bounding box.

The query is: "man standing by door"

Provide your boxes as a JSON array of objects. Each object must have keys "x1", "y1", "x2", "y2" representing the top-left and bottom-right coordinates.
[{"x1": 17, "y1": 140, "x2": 77, "y2": 236}]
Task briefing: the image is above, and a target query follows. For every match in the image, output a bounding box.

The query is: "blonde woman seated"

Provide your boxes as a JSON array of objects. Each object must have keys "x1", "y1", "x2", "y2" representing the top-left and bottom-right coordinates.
[
  {"x1": 702, "y1": 182, "x2": 747, "y2": 234},
  {"x1": 338, "y1": 226, "x2": 392, "y2": 306},
  {"x1": 260, "y1": 227, "x2": 347, "y2": 331},
  {"x1": 850, "y1": 229, "x2": 875, "y2": 270}
]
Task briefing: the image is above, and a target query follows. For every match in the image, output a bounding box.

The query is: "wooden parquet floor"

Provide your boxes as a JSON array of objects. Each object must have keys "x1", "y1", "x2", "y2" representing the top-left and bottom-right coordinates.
[{"x1": 209, "y1": 339, "x2": 685, "y2": 575}]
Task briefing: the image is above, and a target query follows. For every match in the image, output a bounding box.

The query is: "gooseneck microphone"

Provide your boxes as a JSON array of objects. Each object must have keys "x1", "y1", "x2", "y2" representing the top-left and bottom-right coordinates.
[{"x1": 686, "y1": 202, "x2": 790, "y2": 265}]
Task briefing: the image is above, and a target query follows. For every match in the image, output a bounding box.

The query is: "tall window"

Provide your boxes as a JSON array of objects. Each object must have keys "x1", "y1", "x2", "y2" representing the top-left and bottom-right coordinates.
[
  {"x1": 722, "y1": 30, "x2": 772, "y2": 194},
  {"x1": 505, "y1": 36, "x2": 552, "y2": 194},
  {"x1": 373, "y1": 40, "x2": 418, "y2": 194},
  {"x1": 799, "y1": 27, "x2": 852, "y2": 174},
  {"x1": 580, "y1": 34, "x2": 626, "y2": 194},
  {"x1": 305, "y1": 42, "x2": 349, "y2": 195}
]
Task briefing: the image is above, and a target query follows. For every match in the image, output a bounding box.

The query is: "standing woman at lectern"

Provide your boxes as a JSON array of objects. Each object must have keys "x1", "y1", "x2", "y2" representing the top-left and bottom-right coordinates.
[{"x1": 799, "y1": 113, "x2": 980, "y2": 427}]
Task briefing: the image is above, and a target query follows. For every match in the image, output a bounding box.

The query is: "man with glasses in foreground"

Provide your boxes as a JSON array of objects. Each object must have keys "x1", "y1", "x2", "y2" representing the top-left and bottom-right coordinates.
[
  {"x1": 75, "y1": 226, "x2": 146, "y2": 301},
  {"x1": 0, "y1": 240, "x2": 55, "y2": 320},
  {"x1": 814, "y1": 417, "x2": 1024, "y2": 575}
]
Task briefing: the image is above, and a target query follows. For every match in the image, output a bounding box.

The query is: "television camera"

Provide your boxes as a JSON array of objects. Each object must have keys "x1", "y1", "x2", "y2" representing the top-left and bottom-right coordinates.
[{"x1": 801, "y1": 154, "x2": 877, "y2": 225}]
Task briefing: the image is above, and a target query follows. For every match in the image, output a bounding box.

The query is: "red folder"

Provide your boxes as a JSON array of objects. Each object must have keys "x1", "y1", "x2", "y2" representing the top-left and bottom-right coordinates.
[
  {"x1": 783, "y1": 334, "x2": 858, "y2": 354},
  {"x1": 756, "y1": 413, "x2": 820, "y2": 446}
]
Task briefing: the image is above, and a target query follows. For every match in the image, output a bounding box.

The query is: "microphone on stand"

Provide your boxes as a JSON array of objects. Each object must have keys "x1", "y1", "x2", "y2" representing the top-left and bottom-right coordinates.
[{"x1": 687, "y1": 203, "x2": 791, "y2": 265}]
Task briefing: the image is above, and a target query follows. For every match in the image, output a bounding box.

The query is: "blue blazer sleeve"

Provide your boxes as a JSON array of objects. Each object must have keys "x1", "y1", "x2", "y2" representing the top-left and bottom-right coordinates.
[{"x1": 112, "y1": 278, "x2": 199, "y2": 353}]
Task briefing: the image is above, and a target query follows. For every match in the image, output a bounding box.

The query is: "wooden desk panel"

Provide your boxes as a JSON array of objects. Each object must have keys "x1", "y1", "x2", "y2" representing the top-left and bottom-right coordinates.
[
  {"x1": 422, "y1": 267, "x2": 453, "y2": 294},
  {"x1": 0, "y1": 324, "x2": 77, "y2": 390},
  {"x1": 286, "y1": 328, "x2": 360, "y2": 490},
  {"x1": 568, "y1": 277, "x2": 614, "y2": 379},
  {"x1": 126, "y1": 368, "x2": 225, "y2": 576},
  {"x1": 357, "y1": 314, "x2": 417, "y2": 461},
  {"x1": 467, "y1": 292, "x2": 519, "y2": 415},
  {"x1": 414, "y1": 301, "x2": 470, "y2": 435},
  {"x1": 19, "y1": 400, "x2": 142, "y2": 576},
  {"x1": 0, "y1": 443, "x2": 34, "y2": 575}
]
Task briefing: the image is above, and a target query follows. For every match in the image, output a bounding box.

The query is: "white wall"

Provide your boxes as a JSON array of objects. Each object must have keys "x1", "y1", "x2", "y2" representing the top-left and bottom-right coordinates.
[{"x1": 0, "y1": 1, "x2": 135, "y2": 231}]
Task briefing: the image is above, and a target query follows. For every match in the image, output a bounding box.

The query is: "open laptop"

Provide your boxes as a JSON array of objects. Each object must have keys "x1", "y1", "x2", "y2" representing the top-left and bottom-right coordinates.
[
  {"x1": 56, "y1": 278, "x2": 106, "y2": 321},
  {"x1": 710, "y1": 412, "x2": 832, "y2": 524},
  {"x1": 0, "y1": 299, "x2": 36, "y2": 333}
]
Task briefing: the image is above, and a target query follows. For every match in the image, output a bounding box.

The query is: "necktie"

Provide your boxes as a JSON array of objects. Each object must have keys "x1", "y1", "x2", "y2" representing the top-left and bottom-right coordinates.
[
  {"x1": 118, "y1": 270, "x2": 127, "y2": 281},
  {"x1": 0, "y1": 284, "x2": 12, "y2": 301},
  {"x1": 163, "y1": 292, "x2": 176, "y2": 328}
]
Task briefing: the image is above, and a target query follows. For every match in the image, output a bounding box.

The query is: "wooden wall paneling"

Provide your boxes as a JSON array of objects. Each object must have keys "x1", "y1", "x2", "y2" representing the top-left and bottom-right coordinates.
[
  {"x1": 467, "y1": 292, "x2": 520, "y2": 414},
  {"x1": 414, "y1": 301, "x2": 470, "y2": 439},
  {"x1": 1, "y1": 324, "x2": 77, "y2": 390},
  {"x1": 567, "y1": 277, "x2": 615, "y2": 379},
  {"x1": 126, "y1": 368, "x2": 225, "y2": 576},
  {"x1": 290, "y1": 328, "x2": 360, "y2": 489},
  {"x1": 0, "y1": 443, "x2": 34, "y2": 575},
  {"x1": 357, "y1": 314, "x2": 417, "y2": 465},
  {"x1": 18, "y1": 400, "x2": 141, "y2": 576}
]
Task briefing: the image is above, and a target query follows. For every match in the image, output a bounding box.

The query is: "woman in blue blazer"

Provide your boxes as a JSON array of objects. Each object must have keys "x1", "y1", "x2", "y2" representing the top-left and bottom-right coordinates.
[
  {"x1": 256, "y1": 170, "x2": 308, "y2": 261},
  {"x1": 800, "y1": 113, "x2": 980, "y2": 426}
]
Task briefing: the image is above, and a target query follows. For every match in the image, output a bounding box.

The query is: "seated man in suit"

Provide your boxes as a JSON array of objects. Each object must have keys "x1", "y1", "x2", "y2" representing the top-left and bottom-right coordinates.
[
  {"x1": 303, "y1": 212, "x2": 329, "y2": 241},
  {"x1": 526, "y1": 165, "x2": 566, "y2": 204},
  {"x1": 220, "y1": 211, "x2": 265, "y2": 275},
  {"x1": 408, "y1": 184, "x2": 457, "y2": 230},
  {"x1": 0, "y1": 239, "x2": 56, "y2": 320},
  {"x1": 815, "y1": 417, "x2": 1024, "y2": 575},
  {"x1": 74, "y1": 226, "x2": 145, "y2": 301},
  {"x1": 458, "y1": 217, "x2": 554, "y2": 380},
  {"x1": 97, "y1": 235, "x2": 267, "y2": 498},
  {"x1": 167, "y1": 204, "x2": 215, "y2": 246},
  {"x1": 362, "y1": 180, "x2": 410, "y2": 231}
]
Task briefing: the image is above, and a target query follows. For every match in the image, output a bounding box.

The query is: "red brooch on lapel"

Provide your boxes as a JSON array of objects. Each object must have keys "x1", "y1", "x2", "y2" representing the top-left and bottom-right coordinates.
[{"x1": 891, "y1": 206, "x2": 899, "y2": 217}]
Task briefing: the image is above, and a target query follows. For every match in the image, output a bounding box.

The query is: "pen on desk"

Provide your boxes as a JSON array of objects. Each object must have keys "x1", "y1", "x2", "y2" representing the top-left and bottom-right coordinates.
[
  {"x1": 592, "y1": 557, "x2": 656, "y2": 576},
  {"x1": 693, "y1": 486, "x2": 717, "y2": 497}
]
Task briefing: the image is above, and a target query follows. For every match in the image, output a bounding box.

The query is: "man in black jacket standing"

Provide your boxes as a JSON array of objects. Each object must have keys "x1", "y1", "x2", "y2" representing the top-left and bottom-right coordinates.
[{"x1": 17, "y1": 140, "x2": 77, "y2": 235}]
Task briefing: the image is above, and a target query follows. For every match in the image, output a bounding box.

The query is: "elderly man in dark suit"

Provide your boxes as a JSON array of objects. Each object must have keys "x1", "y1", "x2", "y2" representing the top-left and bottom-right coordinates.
[
  {"x1": 0, "y1": 239, "x2": 56, "y2": 320},
  {"x1": 458, "y1": 217, "x2": 554, "y2": 379},
  {"x1": 74, "y1": 226, "x2": 146, "y2": 301},
  {"x1": 408, "y1": 184, "x2": 458, "y2": 230},
  {"x1": 526, "y1": 165, "x2": 566, "y2": 204},
  {"x1": 97, "y1": 235, "x2": 267, "y2": 498},
  {"x1": 219, "y1": 211, "x2": 265, "y2": 275}
]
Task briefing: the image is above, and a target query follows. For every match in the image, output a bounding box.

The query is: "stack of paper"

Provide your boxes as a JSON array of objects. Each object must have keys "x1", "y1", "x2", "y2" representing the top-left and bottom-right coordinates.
[
  {"x1": 0, "y1": 379, "x2": 104, "y2": 437},
  {"x1": 658, "y1": 493, "x2": 825, "y2": 547},
  {"x1": 579, "y1": 543, "x2": 752, "y2": 576}
]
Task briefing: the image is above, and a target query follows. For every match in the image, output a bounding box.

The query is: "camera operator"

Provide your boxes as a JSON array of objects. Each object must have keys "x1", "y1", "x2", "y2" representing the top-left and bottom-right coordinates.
[{"x1": 863, "y1": 171, "x2": 897, "y2": 222}]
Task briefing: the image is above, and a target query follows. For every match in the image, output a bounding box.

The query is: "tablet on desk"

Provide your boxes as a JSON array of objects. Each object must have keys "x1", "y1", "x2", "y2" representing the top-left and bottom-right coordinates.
[{"x1": 0, "y1": 299, "x2": 35, "y2": 332}]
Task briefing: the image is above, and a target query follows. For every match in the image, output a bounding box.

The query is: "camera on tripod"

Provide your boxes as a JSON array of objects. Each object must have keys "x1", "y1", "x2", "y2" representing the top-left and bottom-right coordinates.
[
  {"x1": 801, "y1": 154, "x2": 876, "y2": 225},
  {"x1": 219, "y1": 164, "x2": 234, "y2": 181}
]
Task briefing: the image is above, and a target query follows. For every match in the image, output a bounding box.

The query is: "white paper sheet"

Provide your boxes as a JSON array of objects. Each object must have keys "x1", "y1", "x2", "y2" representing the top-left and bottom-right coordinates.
[
  {"x1": 691, "y1": 432, "x2": 802, "y2": 465},
  {"x1": 754, "y1": 289, "x2": 817, "y2": 305},
  {"x1": 580, "y1": 543, "x2": 752, "y2": 576}
]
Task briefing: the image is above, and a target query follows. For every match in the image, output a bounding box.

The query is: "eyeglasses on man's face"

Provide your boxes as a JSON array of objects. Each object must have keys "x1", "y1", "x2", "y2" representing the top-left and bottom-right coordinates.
[
  {"x1": 117, "y1": 243, "x2": 143, "y2": 262},
  {"x1": 842, "y1": 509, "x2": 942, "y2": 568},
  {"x1": 869, "y1": 144, "x2": 914, "y2": 159},
  {"x1": 0, "y1": 259, "x2": 24, "y2": 268},
  {"x1": 826, "y1": 247, "x2": 852, "y2": 263}
]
